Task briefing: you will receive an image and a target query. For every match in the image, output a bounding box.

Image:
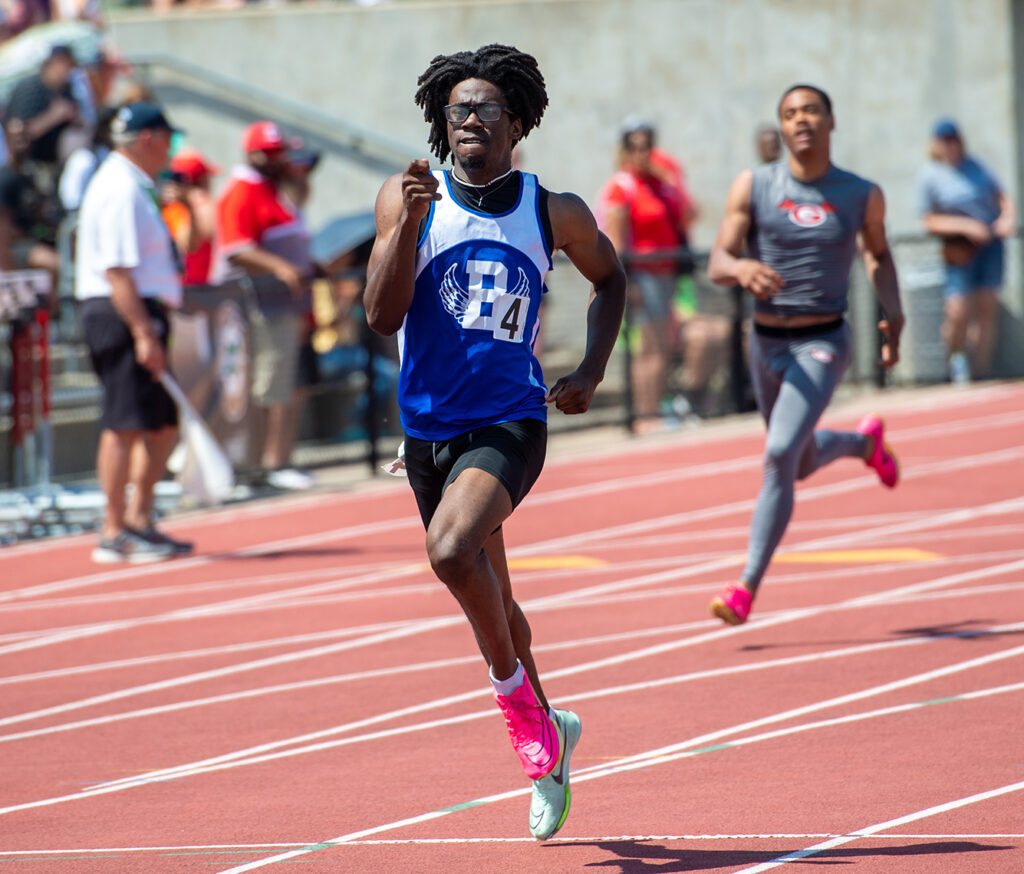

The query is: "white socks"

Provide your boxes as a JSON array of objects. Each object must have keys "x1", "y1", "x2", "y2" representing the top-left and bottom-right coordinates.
[
  {"x1": 490, "y1": 660, "x2": 525, "y2": 696},
  {"x1": 490, "y1": 662, "x2": 557, "y2": 721}
]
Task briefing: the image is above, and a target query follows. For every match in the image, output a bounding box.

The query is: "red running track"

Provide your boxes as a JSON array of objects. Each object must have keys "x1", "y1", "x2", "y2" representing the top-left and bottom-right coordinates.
[{"x1": 1, "y1": 382, "x2": 1022, "y2": 873}]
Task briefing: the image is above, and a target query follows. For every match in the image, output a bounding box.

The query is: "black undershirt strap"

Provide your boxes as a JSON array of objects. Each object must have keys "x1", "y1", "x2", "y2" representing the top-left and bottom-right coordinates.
[{"x1": 417, "y1": 170, "x2": 555, "y2": 255}]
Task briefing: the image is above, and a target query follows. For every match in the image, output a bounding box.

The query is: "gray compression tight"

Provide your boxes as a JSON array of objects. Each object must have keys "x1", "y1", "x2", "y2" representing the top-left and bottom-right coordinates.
[{"x1": 742, "y1": 321, "x2": 867, "y2": 593}]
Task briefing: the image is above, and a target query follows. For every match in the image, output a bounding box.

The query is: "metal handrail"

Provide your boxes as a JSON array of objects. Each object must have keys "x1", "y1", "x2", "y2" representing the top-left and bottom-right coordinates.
[{"x1": 126, "y1": 51, "x2": 420, "y2": 171}]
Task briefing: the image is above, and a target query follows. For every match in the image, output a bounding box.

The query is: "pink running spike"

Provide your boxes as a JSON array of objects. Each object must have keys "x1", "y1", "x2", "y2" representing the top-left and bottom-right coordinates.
[
  {"x1": 493, "y1": 672, "x2": 562, "y2": 780},
  {"x1": 857, "y1": 414, "x2": 899, "y2": 488},
  {"x1": 710, "y1": 584, "x2": 753, "y2": 626}
]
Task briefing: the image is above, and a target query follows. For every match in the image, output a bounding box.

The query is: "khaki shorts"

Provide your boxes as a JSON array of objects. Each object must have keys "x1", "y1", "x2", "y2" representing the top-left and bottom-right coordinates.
[{"x1": 249, "y1": 308, "x2": 301, "y2": 407}]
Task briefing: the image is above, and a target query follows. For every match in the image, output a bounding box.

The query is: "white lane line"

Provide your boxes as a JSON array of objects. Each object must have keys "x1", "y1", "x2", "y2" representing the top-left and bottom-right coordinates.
[
  {"x1": 0, "y1": 514, "x2": 427, "y2": 605},
  {"x1": 0, "y1": 564, "x2": 392, "y2": 615},
  {"x1": 515, "y1": 447, "x2": 1024, "y2": 557},
  {"x1": 576, "y1": 579, "x2": 1024, "y2": 613},
  {"x1": 3, "y1": 538, "x2": 1016, "y2": 683},
  {"x1": 526, "y1": 406, "x2": 1024, "y2": 510},
  {"x1": 4, "y1": 443, "x2": 1021, "y2": 659},
  {"x1": 26, "y1": 620, "x2": 1024, "y2": 801},
  {"x1": 3, "y1": 406, "x2": 1020, "y2": 606},
  {"x1": 0, "y1": 833, "x2": 1021, "y2": 854},
  {"x1": 210, "y1": 679, "x2": 1024, "y2": 873},
  {"x1": 0, "y1": 511, "x2": 938, "y2": 617},
  {"x1": 7, "y1": 612, "x2": 1018, "y2": 746},
  {"x1": 733, "y1": 780, "x2": 1024, "y2": 873},
  {"x1": 0, "y1": 619, "x2": 419, "y2": 685},
  {"x1": 0, "y1": 559, "x2": 434, "y2": 657},
  {"x1": 0, "y1": 619, "x2": 712, "y2": 741},
  {"x1": 154, "y1": 632, "x2": 1024, "y2": 801},
  {"x1": 0, "y1": 613, "x2": 466, "y2": 728},
  {"x1": 4, "y1": 587, "x2": 1022, "y2": 745},
  {"x1": 1, "y1": 594, "x2": 1021, "y2": 825},
  {"x1": 1, "y1": 518, "x2": 1017, "y2": 735},
  {"x1": 4, "y1": 499, "x2": 1022, "y2": 739}
]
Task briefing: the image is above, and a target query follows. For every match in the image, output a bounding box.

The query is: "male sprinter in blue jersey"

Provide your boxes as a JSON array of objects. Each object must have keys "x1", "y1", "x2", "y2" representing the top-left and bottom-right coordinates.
[
  {"x1": 364, "y1": 45, "x2": 625, "y2": 839},
  {"x1": 707, "y1": 84, "x2": 905, "y2": 626}
]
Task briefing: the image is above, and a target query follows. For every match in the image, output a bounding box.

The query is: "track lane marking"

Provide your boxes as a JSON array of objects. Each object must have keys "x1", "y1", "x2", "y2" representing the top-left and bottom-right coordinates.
[
  {"x1": 3, "y1": 408, "x2": 1021, "y2": 606},
  {"x1": 733, "y1": 779, "x2": 1024, "y2": 873},
  {"x1": 4, "y1": 615, "x2": 1022, "y2": 812},
  {"x1": 2, "y1": 447, "x2": 1021, "y2": 662},
  {"x1": 3, "y1": 505, "x2": 1023, "y2": 736},
  {"x1": 1, "y1": 833, "x2": 1022, "y2": 854},
  {"x1": 209, "y1": 677, "x2": 1024, "y2": 872}
]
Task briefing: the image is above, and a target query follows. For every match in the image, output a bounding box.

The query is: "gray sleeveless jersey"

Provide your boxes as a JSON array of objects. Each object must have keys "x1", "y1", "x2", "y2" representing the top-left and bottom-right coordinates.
[{"x1": 747, "y1": 161, "x2": 873, "y2": 317}]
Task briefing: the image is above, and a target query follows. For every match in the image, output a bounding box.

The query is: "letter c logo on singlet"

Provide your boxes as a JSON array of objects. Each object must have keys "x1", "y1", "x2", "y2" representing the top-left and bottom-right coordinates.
[{"x1": 778, "y1": 198, "x2": 836, "y2": 228}]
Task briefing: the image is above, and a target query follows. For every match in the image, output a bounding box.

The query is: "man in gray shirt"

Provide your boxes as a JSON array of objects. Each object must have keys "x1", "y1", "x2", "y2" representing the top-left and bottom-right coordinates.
[{"x1": 706, "y1": 84, "x2": 904, "y2": 626}]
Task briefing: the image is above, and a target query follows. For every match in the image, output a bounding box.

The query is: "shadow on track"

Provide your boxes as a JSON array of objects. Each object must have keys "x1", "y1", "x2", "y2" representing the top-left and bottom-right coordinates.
[{"x1": 546, "y1": 838, "x2": 1016, "y2": 872}]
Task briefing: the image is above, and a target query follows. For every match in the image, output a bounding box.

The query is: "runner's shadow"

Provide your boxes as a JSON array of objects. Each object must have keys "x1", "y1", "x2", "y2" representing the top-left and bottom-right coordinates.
[
  {"x1": 547, "y1": 839, "x2": 1015, "y2": 872},
  {"x1": 891, "y1": 620, "x2": 1011, "y2": 639},
  {"x1": 740, "y1": 619, "x2": 1015, "y2": 652},
  {"x1": 209, "y1": 546, "x2": 363, "y2": 560}
]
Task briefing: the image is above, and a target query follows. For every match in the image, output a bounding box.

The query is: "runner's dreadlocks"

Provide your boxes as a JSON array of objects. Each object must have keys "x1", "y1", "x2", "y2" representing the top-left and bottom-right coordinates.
[{"x1": 415, "y1": 44, "x2": 548, "y2": 163}]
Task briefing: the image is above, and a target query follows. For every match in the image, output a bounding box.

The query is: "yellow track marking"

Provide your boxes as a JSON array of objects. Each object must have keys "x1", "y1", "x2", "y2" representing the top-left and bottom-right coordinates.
[{"x1": 506, "y1": 556, "x2": 607, "y2": 570}]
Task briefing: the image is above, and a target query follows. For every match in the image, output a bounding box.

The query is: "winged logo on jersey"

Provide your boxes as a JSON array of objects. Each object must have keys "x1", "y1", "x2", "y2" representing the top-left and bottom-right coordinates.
[
  {"x1": 438, "y1": 263, "x2": 531, "y2": 321},
  {"x1": 439, "y1": 264, "x2": 472, "y2": 319}
]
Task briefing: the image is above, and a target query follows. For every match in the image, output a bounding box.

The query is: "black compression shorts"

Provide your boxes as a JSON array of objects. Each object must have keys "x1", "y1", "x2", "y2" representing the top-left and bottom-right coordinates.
[{"x1": 403, "y1": 417, "x2": 547, "y2": 529}]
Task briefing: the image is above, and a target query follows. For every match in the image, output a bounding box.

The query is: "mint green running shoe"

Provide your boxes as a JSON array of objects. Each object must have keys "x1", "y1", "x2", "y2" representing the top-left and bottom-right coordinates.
[{"x1": 529, "y1": 708, "x2": 581, "y2": 840}]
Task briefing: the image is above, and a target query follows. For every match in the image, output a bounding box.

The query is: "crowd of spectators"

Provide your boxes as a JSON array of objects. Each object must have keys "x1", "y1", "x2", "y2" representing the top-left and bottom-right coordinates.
[{"x1": 0, "y1": 18, "x2": 385, "y2": 490}]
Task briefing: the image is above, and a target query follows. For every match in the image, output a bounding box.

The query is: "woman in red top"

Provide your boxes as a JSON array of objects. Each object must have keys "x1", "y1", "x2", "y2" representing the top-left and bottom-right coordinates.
[
  {"x1": 161, "y1": 149, "x2": 219, "y2": 285},
  {"x1": 601, "y1": 120, "x2": 696, "y2": 427}
]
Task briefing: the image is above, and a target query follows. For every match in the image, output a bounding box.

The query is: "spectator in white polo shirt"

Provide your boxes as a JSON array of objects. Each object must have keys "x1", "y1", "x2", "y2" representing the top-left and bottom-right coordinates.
[{"x1": 76, "y1": 102, "x2": 194, "y2": 563}]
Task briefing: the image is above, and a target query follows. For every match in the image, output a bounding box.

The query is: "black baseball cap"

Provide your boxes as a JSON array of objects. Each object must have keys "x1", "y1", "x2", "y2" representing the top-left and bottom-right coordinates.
[{"x1": 112, "y1": 102, "x2": 182, "y2": 136}]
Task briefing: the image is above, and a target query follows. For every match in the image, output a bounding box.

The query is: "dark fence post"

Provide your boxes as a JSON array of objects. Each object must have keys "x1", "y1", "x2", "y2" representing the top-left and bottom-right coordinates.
[{"x1": 362, "y1": 319, "x2": 380, "y2": 475}]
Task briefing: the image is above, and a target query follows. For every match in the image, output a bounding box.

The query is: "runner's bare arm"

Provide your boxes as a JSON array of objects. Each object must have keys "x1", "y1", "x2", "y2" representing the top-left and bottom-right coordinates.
[
  {"x1": 707, "y1": 170, "x2": 782, "y2": 299},
  {"x1": 860, "y1": 184, "x2": 904, "y2": 368},
  {"x1": 545, "y1": 191, "x2": 626, "y2": 414},
  {"x1": 364, "y1": 160, "x2": 441, "y2": 336}
]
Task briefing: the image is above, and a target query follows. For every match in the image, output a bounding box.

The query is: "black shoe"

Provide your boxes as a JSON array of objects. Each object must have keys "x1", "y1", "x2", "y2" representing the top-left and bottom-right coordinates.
[{"x1": 130, "y1": 525, "x2": 194, "y2": 556}]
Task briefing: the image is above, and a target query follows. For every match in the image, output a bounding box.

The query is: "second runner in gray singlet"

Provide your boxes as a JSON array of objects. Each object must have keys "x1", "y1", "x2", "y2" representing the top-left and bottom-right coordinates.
[{"x1": 747, "y1": 160, "x2": 872, "y2": 318}]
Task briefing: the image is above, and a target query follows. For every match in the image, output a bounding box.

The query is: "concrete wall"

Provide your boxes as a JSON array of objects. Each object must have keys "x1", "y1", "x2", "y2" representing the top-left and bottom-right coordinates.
[
  {"x1": 108, "y1": 0, "x2": 1018, "y2": 241},
  {"x1": 107, "y1": 0, "x2": 1024, "y2": 378}
]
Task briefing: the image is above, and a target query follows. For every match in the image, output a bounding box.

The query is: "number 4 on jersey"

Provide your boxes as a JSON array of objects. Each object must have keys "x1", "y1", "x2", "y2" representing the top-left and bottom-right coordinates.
[{"x1": 453, "y1": 258, "x2": 532, "y2": 343}]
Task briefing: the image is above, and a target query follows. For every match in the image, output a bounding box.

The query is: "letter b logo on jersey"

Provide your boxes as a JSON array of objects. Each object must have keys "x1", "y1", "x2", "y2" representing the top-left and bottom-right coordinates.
[{"x1": 439, "y1": 257, "x2": 532, "y2": 343}]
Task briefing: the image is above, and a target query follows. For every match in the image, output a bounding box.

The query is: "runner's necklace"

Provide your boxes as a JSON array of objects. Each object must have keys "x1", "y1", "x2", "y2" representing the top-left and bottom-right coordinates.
[{"x1": 452, "y1": 165, "x2": 517, "y2": 209}]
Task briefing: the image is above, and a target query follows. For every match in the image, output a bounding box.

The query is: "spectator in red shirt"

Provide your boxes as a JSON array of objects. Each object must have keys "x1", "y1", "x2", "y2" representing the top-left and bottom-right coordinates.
[
  {"x1": 212, "y1": 121, "x2": 316, "y2": 490},
  {"x1": 599, "y1": 118, "x2": 698, "y2": 427},
  {"x1": 162, "y1": 148, "x2": 219, "y2": 285}
]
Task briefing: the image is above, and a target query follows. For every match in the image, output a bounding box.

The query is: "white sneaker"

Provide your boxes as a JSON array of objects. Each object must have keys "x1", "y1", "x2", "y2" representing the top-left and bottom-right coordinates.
[
  {"x1": 91, "y1": 530, "x2": 174, "y2": 564},
  {"x1": 949, "y1": 352, "x2": 971, "y2": 387},
  {"x1": 265, "y1": 468, "x2": 316, "y2": 490},
  {"x1": 529, "y1": 709, "x2": 581, "y2": 840}
]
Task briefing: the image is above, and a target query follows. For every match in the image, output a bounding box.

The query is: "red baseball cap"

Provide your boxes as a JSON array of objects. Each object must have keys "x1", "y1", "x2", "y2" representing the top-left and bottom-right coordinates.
[
  {"x1": 170, "y1": 148, "x2": 220, "y2": 183},
  {"x1": 242, "y1": 120, "x2": 287, "y2": 153}
]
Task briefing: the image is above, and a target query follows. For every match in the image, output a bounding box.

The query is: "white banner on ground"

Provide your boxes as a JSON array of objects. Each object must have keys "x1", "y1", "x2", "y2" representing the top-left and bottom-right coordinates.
[{"x1": 160, "y1": 372, "x2": 235, "y2": 505}]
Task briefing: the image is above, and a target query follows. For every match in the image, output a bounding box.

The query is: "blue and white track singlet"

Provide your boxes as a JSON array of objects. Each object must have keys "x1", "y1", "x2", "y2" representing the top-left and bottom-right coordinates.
[{"x1": 397, "y1": 170, "x2": 553, "y2": 441}]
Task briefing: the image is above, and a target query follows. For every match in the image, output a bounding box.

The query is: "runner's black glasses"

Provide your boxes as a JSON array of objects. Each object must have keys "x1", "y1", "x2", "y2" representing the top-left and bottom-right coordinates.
[{"x1": 443, "y1": 103, "x2": 510, "y2": 124}]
